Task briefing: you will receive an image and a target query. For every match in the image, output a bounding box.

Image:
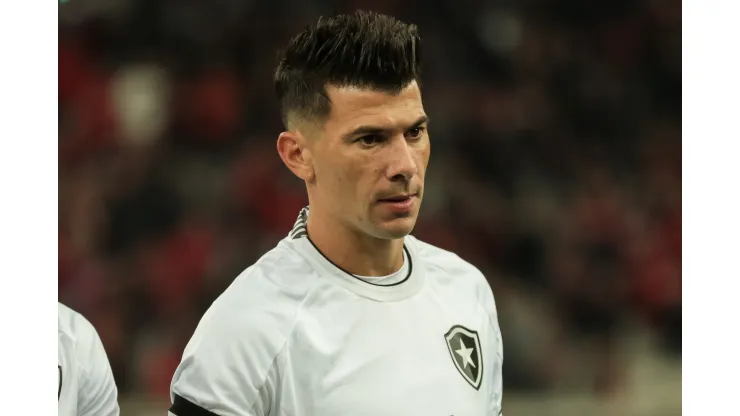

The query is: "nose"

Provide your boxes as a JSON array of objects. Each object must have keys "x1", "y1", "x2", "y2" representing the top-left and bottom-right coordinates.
[{"x1": 386, "y1": 136, "x2": 418, "y2": 183}]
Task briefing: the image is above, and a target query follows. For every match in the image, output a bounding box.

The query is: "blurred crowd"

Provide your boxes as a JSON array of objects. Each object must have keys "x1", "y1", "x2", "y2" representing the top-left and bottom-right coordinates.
[{"x1": 58, "y1": 0, "x2": 681, "y2": 399}]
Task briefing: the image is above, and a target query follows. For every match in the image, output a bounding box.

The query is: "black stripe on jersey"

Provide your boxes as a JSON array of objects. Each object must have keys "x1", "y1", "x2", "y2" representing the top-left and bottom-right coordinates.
[
  {"x1": 170, "y1": 395, "x2": 221, "y2": 416},
  {"x1": 289, "y1": 207, "x2": 309, "y2": 240},
  {"x1": 58, "y1": 365, "x2": 62, "y2": 400},
  {"x1": 291, "y1": 230, "x2": 308, "y2": 239}
]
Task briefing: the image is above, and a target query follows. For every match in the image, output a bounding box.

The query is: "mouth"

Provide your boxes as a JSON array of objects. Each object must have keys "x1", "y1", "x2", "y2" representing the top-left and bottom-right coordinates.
[
  {"x1": 376, "y1": 193, "x2": 419, "y2": 214},
  {"x1": 378, "y1": 193, "x2": 417, "y2": 203}
]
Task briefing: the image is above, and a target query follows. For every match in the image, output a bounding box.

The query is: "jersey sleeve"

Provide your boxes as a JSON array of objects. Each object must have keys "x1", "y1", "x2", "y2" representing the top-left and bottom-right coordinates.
[
  {"x1": 488, "y1": 318, "x2": 504, "y2": 416},
  {"x1": 477, "y1": 276, "x2": 504, "y2": 416},
  {"x1": 76, "y1": 319, "x2": 120, "y2": 416},
  {"x1": 169, "y1": 301, "x2": 287, "y2": 416}
]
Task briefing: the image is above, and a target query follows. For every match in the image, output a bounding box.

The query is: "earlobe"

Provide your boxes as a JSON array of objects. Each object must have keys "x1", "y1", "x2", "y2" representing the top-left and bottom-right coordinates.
[{"x1": 277, "y1": 131, "x2": 315, "y2": 182}]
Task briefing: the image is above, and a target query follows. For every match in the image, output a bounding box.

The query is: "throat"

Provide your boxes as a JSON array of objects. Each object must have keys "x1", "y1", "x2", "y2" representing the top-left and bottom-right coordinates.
[
  {"x1": 354, "y1": 248, "x2": 409, "y2": 283},
  {"x1": 306, "y1": 213, "x2": 405, "y2": 277}
]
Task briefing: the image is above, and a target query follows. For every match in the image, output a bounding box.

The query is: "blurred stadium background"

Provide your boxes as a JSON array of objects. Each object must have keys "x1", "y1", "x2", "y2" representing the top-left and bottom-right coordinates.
[{"x1": 58, "y1": 0, "x2": 681, "y2": 414}]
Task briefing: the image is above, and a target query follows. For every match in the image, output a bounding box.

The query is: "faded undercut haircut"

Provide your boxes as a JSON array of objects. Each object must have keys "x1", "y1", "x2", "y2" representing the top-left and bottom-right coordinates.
[{"x1": 274, "y1": 10, "x2": 422, "y2": 129}]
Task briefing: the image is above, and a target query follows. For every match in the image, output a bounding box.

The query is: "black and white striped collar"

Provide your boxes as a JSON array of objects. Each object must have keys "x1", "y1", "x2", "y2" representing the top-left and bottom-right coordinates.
[{"x1": 289, "y1": 206, "x2": 309, "y2": 240}]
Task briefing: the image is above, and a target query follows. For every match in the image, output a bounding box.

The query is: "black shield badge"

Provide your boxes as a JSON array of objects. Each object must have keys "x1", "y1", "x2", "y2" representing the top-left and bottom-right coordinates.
[{"x1": 444, "y1": 325, "x2": 483, "y2": 390}]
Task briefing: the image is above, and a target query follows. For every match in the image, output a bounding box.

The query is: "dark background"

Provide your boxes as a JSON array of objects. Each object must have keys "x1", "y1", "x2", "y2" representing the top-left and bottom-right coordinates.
[{"x1": 58, "y1": 0, "x2": 681, "y2": 412}]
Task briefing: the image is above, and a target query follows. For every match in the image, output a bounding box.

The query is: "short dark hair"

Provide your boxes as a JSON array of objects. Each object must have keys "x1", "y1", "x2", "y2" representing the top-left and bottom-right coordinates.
[{"x1": 274, "y1": 10, "x2": 422, "y2": 128}]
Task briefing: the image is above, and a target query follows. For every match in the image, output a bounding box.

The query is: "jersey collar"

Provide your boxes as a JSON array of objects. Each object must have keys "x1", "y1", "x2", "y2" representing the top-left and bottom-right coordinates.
[{"x1": 288, "y1": 206, "x2": 425, "y2": 302}]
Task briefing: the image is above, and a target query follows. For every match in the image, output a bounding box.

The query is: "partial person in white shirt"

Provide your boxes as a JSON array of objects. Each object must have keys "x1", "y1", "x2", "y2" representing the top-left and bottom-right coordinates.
[
  {"x1": 58, "y1": 302, "x2": 120, "y2": 416},
  {"x1": 170, "y1": 10, "x2": 504, "y2": 416}
]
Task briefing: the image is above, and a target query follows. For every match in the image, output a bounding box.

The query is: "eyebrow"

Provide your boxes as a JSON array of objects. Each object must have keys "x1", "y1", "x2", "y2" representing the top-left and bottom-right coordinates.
[{"x1": 342, "y1": 115, "x2": 429, "y2": 141}]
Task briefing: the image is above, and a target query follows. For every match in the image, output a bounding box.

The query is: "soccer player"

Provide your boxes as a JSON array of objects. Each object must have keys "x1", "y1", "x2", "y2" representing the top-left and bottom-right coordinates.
[
  {"x1": 170, "y1": 10, "x2": 504, "y2": 416},
  {"x1": 58, "y1": 302, "x2": 120, "y2": 416}
]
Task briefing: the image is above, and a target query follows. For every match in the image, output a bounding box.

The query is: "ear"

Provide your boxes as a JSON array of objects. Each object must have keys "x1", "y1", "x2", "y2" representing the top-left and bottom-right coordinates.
[{"x1": 277, "y1": 130, "x2": 315, "y2": 182}]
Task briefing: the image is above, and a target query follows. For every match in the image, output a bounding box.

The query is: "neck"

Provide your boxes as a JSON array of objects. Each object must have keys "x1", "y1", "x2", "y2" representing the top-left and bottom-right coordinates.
[{"x1": 306, "y1": 207, "x2": 405, "y2": 277}]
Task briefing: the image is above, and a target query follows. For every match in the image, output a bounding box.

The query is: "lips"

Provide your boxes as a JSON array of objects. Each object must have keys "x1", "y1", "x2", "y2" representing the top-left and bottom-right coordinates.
[{"x1": 379, "y1": 194, "x2": 415, "y2": 202}]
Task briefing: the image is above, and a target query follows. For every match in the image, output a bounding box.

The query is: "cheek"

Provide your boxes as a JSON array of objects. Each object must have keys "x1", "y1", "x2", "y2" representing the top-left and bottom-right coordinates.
[
  {"x1": 343, "y1": 157, "x2": 379, "y2": 202},
  {"x1": 416, "y1": 142, "x2": 431, "y2": 177},
  {"x1": 318, "y1": 148, "x2": 376, "y2": 203},
  {"x1": 327, "y1": 159, "x2": 363, "y2": 196}
]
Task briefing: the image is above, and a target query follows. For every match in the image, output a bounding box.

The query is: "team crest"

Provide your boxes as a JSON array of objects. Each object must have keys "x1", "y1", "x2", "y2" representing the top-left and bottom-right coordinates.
[{"x1": 444, "y1": 325, "x2": 483, "y2": 390}]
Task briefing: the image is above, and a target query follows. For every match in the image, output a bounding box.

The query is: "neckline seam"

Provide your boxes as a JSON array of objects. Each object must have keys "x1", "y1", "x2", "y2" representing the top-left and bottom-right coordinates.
[{"x1": 305, "y1": 236, "x2": 414, "y2": 288}]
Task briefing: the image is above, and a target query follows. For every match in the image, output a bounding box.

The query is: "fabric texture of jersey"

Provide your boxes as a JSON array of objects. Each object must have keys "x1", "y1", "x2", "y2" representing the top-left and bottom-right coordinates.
[
  {"x1": 58, "y1": 302, "x2": 120, "y2": 416},
  {"x1": 170, "y1": 207, "x2": 504, "y2": 416}
]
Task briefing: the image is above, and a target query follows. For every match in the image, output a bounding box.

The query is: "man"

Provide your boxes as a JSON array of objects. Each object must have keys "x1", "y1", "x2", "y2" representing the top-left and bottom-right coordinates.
[
  {"x1": 170, "y1": 10, "x2": 503, "y2": 416},
  {"x1": 58, "y1": 302, "x2": 120, "y2": 416}
]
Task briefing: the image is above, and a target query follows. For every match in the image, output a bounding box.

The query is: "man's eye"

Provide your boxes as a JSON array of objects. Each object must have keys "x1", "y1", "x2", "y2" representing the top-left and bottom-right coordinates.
[
  {"x1": 406, "y1": 127, "x2": 425, "y2": 140},
  {"x1": 358, "y1": 135, "x2": 381, "y2": 146}
]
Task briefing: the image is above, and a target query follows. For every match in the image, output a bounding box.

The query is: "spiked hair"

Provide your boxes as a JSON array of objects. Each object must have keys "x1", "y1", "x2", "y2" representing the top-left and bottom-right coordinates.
[{"x1": 274, "y1": 10, "x2": 422, "y2": 128}]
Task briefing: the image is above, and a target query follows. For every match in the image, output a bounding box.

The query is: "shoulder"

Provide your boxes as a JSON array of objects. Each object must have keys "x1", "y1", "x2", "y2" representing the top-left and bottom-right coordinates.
[
  {"x1": 407, "y1": 236, "x2": 499, "y2": 317},
  {"x1": 180, "y1": 243, "x2": 315, "y2": 373},
  {"x1": 58, "y1": 302, "x2": 100, "y2": 354},
  {"x1": 58, "y1": 302, "x2": 111, "y2": 367},
  {"x1": 172, "y1": 239, "x2": 318, "y2": 414},
  {"x1": 200, "y1": 238, "x2": 319, "y2": 341},
  {"x1": 58, "y1": 303, "x2": 119, "y2": 416},
  {"x1": 408, "y1": 236, "x2": 488, "y2": 287},
  {"x1": 58, "y1": 302, "x2": 91, "y2": 338}
]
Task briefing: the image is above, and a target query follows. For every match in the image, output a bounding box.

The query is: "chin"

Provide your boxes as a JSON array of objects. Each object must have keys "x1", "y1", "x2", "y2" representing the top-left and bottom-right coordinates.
[{"x1": 375, "y1": 216, "x2": 417, "y2": 239}]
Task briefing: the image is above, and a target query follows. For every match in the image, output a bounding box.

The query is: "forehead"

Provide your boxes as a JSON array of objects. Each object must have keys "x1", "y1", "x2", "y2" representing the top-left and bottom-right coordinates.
[{"x1": 324, "y1": 81, "x2": 425, "y2": 133}]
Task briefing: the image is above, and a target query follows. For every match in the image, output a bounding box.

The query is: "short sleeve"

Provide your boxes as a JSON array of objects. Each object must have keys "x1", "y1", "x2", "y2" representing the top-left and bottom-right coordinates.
[
  {"x1": 169, "y1": 304, "x2": 286, "y2": 416},
  {"x1": 477, "y1": 275, "x2": 503, "y2": 416},
  {"x1": 76, "y1": 321, "x2": 120, "y2": 416}
]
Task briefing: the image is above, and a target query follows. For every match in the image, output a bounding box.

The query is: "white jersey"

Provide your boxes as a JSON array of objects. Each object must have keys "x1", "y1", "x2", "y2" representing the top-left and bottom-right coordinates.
[
  {"x1": 170, "y1": 207, "x2": 504, "y2": 416},
  {"x1": 58, "y1": 303, "x2": 120, "y2": 416}
]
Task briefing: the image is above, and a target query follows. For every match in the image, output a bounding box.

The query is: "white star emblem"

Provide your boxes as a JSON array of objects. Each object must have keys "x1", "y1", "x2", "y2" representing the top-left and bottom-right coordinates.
[{"x1": 454, "y1": 337, "x2": 476, "y2": 369}]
